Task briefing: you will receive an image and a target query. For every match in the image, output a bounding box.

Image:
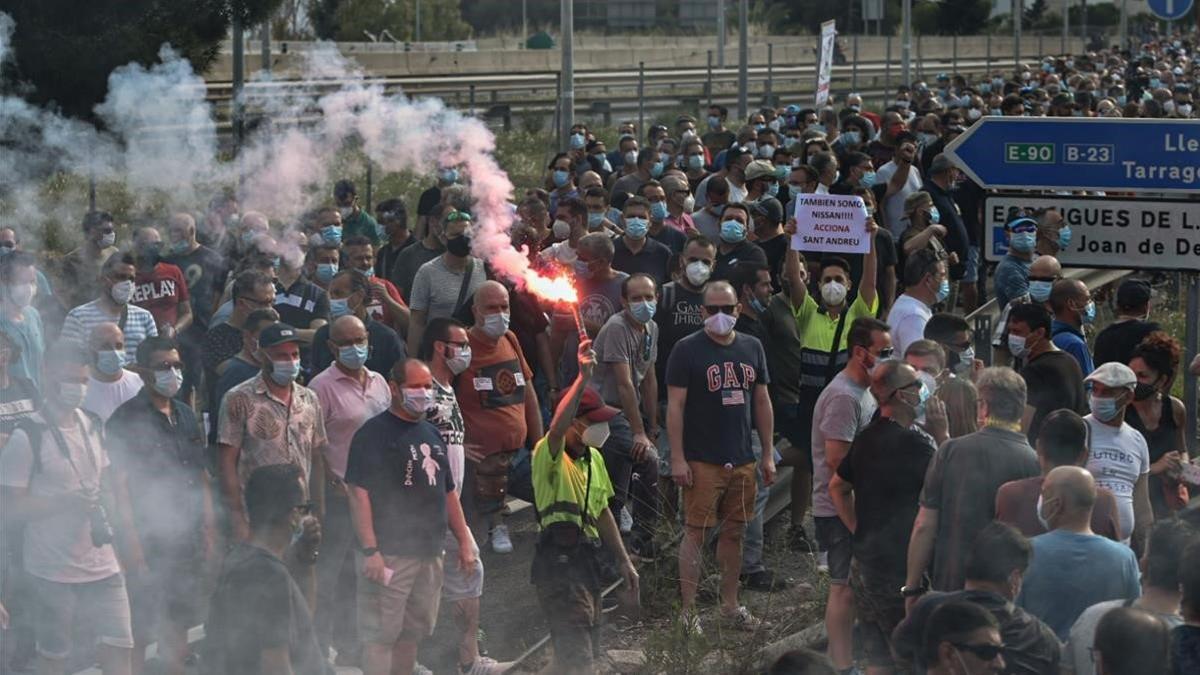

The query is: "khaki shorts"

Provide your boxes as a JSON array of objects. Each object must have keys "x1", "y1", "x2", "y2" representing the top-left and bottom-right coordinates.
[
  {"x1": 357, "y1": 555, "x2": 443, "y2": 645},
  {"x1": 534, "y1": 577, "x2": 601, "y2": 666},
  {"x1": 441, "y1": 530, "x2": 484, "y2": 601},
  {"x1": 682, "y1": 461, "x2": 758, "y2": 529}
]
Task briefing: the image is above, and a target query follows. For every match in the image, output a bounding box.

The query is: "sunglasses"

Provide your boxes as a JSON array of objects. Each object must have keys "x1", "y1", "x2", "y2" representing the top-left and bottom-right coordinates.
[
  {"x1": 293, "y1": 501, "x2": 315, "y2": 516},
  {"x1": 876, "y1": 347, "x2": 895, "y2": 359},
  {"x1": 444, "y1": 211, "x2": 472, "y2": 223},
  {"x1": 704, "y1": 304, "x2": 737, "y2": 315},
  {"x1": 952, "y1": 642, "x2": 1005, "y2": 661}
]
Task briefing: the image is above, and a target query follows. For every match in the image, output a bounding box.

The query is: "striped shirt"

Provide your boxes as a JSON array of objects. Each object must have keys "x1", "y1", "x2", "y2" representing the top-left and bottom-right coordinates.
[{"x1": 61, "y1": 299, "x2": 158, "y2": 363}]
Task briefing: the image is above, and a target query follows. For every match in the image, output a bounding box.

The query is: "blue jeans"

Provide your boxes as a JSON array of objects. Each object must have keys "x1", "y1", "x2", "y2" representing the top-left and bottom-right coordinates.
[{"x1": 741, "y1": 436, "x2": 771, "y2": 574}]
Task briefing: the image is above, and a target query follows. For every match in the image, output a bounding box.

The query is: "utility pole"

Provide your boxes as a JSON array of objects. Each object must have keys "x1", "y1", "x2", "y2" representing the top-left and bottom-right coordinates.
[
  {"x1": 901, "y1": 0, "x2": 911, "y2": 86},
  {"x1": 522, "y1": 0, "x2": 528, "y2": 41},
  {"x1": 261, "y1": 22, "x2": 271, "y2": 74},
  {"x1": 1062, "y1": 0, "x2": 1069, "y2": 53},
  {"x1": 415, "y1": 0, "x2": 421, "y2": 42},
  {"x1": 717, "y1": 0, "x2": 726, "y2": 67},
  {"x1": 232, "y1": 18, "x2": 245, "y2": 149},
  {"x1": 1119, "y1": 0, "x2": 1128, "y2": 50},
  {"x1": 1014, "y1": 0, "x2": 1022, "y2": 71},
  {"x1": 737, "y1": 0, "x2": 748, "y2": 120},
  {"x1": 560, "y1": 0, "x2": 574, "y2": 148}
]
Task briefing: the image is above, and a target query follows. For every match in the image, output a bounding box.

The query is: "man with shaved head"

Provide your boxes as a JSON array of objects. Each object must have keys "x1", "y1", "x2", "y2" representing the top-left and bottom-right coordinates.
[
  {"x1": 82, "y1": 322, "x2": 143, "y2": 423},
  {"x1": 1050, "y1": 278, "x2": 1096, "y2": 376},
  {"x1": 1017, "y1": 465, "x2": 1142, "y2": 639},
  {"x1": 165, "y1": 212, "x2": 230, "y2": 403},
  {"x1": 308, "y1": 314, "x2": 392, "y2": 660},
  {"x1": 131, "y1": 226, "x2": 192, "y2": 342},
  {"x1": 454, "y1": 280, "x2": 543, "y2": 554},
  {"x1": 991, "y1": 254, "x2": 1062, "y2": 366}
]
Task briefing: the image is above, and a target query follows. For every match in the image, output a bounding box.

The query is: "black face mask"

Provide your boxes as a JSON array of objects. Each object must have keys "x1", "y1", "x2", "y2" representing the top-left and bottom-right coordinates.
[
  {"x1": 1133, "y1": 381, "x2": 1159, "y2": 401},
  {"x1": 445, "y1": 235, "x2": 471, "y2": 257}
]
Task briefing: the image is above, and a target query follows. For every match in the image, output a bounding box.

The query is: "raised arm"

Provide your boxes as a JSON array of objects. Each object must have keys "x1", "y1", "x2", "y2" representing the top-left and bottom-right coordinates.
[
  {"x1": 859, "y1": 216, "x2": 879, "y2": 309},
  {"x1": 545, "y1": 338, "x2": 596, "y2": 454}
]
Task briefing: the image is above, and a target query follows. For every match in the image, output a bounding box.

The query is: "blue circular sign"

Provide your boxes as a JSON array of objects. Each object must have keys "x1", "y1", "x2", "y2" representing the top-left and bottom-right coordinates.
[{"x1": 1147, "y1": 0, "x2": 1193, "y2": 21}]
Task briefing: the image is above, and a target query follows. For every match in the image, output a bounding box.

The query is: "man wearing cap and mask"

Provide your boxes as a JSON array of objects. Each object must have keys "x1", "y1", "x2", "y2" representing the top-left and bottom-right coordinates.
[
  {"x1": 742, "y1": 160, "x2": 780, "y2": 203},
  {"x1": 1082, "y1": 362, "x2": 1154, "y2": 550},
  {"x1": 346, "y1": 358, "x2": 476, "y2": 675},
  {"x1": 1093, "y1": 279, "x2": 1161, "y2": 367},
  {"x1": 334, "y1": 179, "x2": 382, "y2": 246},
  {"x1": 994, "y1": 216, "x2": 1040, "y2": 310},
  {"x1": 531, "y1": 340, "x2": 638, "y2": 675},
  {"x1": 668, "y1": 280, "x2": 776, "y2": 633},
  {"x1": 748, "y1": 197, "x2": 788, "y2": 290},
  {"x1": 217, "y1": 322, "x2": 328, "y2": 543},
  {"x1": 62, "y1": 251, "x2": 159, "y2": 365},
  {"x1": 308, "y1": 314, "x2": 392, "y2": 663}
]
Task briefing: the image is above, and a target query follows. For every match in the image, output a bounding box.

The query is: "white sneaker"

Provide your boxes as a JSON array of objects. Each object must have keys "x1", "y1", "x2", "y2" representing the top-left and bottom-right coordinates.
[
  {"x1": 721, "y1": 605, "x2": 769, "y2": 631},
  {"x1": 414, "y1": 663, "x2": 434, "y2": 675},
  {"x1": 619, "y1": 505, "x2": 633, "y2": 534},
  {"x1": 490, "y1": 524, "x2": 514, "y2": 554},
  {"x1": 463, "y1": 655, "x2": 515, "y2": 674}
]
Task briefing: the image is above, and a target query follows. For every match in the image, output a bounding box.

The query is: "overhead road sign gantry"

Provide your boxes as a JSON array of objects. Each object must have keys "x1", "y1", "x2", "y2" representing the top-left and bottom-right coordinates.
[{"x1": 943, "y1": 117, "x2": 1200, "y2": 193}]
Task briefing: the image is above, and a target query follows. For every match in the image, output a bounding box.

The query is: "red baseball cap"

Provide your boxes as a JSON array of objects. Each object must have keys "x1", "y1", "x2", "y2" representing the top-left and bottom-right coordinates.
[{"x1": 556, "y1": 386, "x2": 619, "y2": 423}]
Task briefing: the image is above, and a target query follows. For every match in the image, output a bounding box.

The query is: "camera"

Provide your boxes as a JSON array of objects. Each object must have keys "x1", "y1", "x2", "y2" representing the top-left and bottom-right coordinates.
[{"x1": 89, "y1": 504, "x2": 115, "y2": 547}]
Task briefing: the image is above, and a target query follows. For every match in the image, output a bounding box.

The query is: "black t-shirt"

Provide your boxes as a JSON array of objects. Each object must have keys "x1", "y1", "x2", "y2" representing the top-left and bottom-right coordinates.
[
  {"x1": 1092, "y1": 319, "x2": 1162, "y2": 367},
  {"x1": 665, "y1": 330, "x2": 769, "y2": 466},
  {"x1": 653, "y1": 282, "x2": 706, "y2": 398},
  {"x1": 612, "y1": 237, "x2": 673, "y2": 286},
  {"x1": 649, "y1": 225, "x2": 688, "y2": 255},
  {"x1": 165, "y1": 245, "x2": 229, "y2": 331},
  {"x1": 390, "y1": 241, "x2": 445, "y2": 302},
  {"x1": 204, "y1": 543, "x2": 326, "y2": 675},
  {"x1": 345, "y1": 412, "x2": 454, "y2": 557},
  {"x1": 202, "y1": 322, "x2": 244, "y2": 404},
  {"x1": 755, "y1": 233, "x2": 789, "y2": 292},
  {"x1": 712, "y1": 240, "x2": 768, "y2": 282},
  {"x1": 417, "y1": 185, "x2": 442, "y2": 217},
  {"x1": 1020, "y1": 349, "x2": 1088, "y2": 445},
  {"x1": 274, "y1": 278, "x2": 330, "y2": 332},
  {"x1": 310, "y1": 319, "x2": 405, "y2": 379},
  {"x1": 836, "y1": 417, "x2": 935, "y2": 573},
  {"x1": 928, "y1": 182, "x2": 969, "y2": 280},
  {"x1": 0, "y1": 376, "x2": 38, "y2": 436},
  {"x1": 375, "y1": 235, "x2": 416, "y2": 284},
  {"x1": 953, "y1": 178, "x2": 986, "y2": 246}
]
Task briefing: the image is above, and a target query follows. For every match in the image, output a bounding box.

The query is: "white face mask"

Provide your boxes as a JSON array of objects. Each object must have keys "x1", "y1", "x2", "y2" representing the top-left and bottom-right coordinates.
[
  {"x1": 704, "y1": 311, "x2": 737, "y2": 337},
  {"x1": 685, "y1": 261, "x2": 711, "y2": 287},
  {"x1": 1036, "y1": 494, "x2": 1051, "y2": 530},
  {"x1": 338, "y1": 206, "x2": 354, "y2": 218},
  {"x1": 682, "y1": 195, "x2": 696, "y2": 213},
  {"x1": 9, "y1": 282, "x2": 35, "y2": 309},
  {"x1": 99, "y1": 232, "x2": 117, "y2": 248},
  {"x1": 153, "y1": 367, "x2": 184, "y2": 398},
  {"x1": 820, "y1": 280, "x2": 848, "y2": 306},
  {"x1": 445, "y1": 345, "x2": 472, "y2": 375},
  {"x1": 110, "y1": 279, "x2": 135, "y2": 305},
  {"x1": 581, "y1": 421, "x2": 611, "y2": 448},
  {"x1": 552, "y1": 219, "x2": 572, "y2": 239},
  {"x1": 481, "y1": 312, "x2": 511, "y2": 339},
  {"x1": 56, "y1": 381, "x2": 87, "y2": 410}
]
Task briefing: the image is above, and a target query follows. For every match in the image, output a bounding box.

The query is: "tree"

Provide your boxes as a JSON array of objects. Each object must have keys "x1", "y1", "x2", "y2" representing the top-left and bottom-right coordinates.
[
  {"x1": 319, "y1": 0, "x2": 469, "y2": 42},
  {"x1": 1024, "y1": 0, "x2": 1048, "y2": 24},
  {"x1": 0, "y1": 0, "x2": 284, "y2": 121}
]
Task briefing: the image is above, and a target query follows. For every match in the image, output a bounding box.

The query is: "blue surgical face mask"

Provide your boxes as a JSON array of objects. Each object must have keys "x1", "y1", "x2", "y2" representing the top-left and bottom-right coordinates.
[
  {"x1": 650, "y1": 161, "x2": 665, "y2": 178},
  {"x1": 1150, "y1": 78, "x2": 1162, "y2": 89},
  {"x1": 1029, "y1": 280, "x2": 1053, "y2": 302},
  {"x1": 269, "y1": 359, "x2": 301, "y2": 385},
  {"x1": 687, "y1": 154, "x2": 705, "y2": 170},
  {"x1": 321, "y1": 225, "x2": 343, "y2": 246},
  {"x1": 552, "y1": 169, "x2": 570, "y2": 188},
  {"x1": 859, "y1": 170, "x2": 877, "y2": 188},
  {"x1": 569, "y1": 133, "x2": 586, "y2": 150},
  {"x1": 337, "y1": 343, "x2": 369, "y2": 370},
  {"x1": 315, "y1": 263, "x2": 337, "y2": 284},
  {"x1": 330, "y1": 297, "x2": 352, "y2": 318},
  {"x1": 748, "y1": 296, "x2": 767, "y2": 314},
  {"x1": 707, "y1": 115, "x2": 721, "y2": 129},
  {"x1": 929, "y1": 206, "x2": 941, "y2": 224},
  {"x1": 766, "y1": 182, "x2": 779, "y2": 197},
  {"x1": 720, "y1": 219, "x2": 746, "y2": 243},
  {"x1": 936, "y1": 278, "x2": 951, "y2": 303},
  {"x1": 629, "y1": 299, "x2": 656, "y2": 324},
  {"x1": 1010, "y1": 231, "x2": 1037, "y2": 252},
  {"x1": 95, "y1": 349, "x2": 125, "y2": 377},
  {"x1": 1089, "y1": 394, "x2": 1122, "y2": 422},
  {"x1": 1081, "y1": 300, "x2": 1096, "y2": 325},
  {"x1": 169, "y1": 239, "x2": 190, "y2": 255},
  {"x1": 624, "y1": 217, "x2": 649, "y2": 239},
  {"x1": 574, "y1": 260, "x2": 594, "y2": 279},
  {"x1": 588, "y1": 211, "x2": 604, "y2": 229},
  {"x1": 439, "y1": 168, "x2": 459, "y2": 184},
  {"x1": 842, "y1": 130, "x2": 862, "y2": 145},
  {"x1": 649, "y1": 201, "x2": 669, "y2": 221},
  {"x1": 1057, "y1": 226, "x2": 1072, "y2": 249}
]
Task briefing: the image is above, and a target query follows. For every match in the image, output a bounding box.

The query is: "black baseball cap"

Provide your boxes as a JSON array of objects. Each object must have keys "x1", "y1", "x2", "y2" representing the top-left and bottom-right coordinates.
[
  {"x1": 1116, "y1": 279, "x2": 1152, "y2": 310},
  {"x1": 259, "y1": 323, "x2": 300, "y2": 348}
]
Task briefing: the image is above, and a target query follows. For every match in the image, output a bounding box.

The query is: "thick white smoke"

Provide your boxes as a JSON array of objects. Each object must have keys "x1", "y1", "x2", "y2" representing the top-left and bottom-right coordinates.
[{"x1": 0, "y1": 13, "x2": 542, "y2": 291}]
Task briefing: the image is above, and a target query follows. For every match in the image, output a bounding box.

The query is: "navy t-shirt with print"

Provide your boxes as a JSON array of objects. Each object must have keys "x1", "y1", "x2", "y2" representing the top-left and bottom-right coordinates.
[
  {"x1": 665, "y1": 330, "x2": 770, "y2": 466},
  {"x1": 345, "y1": 411, "x2": 454, "y2": 558}
]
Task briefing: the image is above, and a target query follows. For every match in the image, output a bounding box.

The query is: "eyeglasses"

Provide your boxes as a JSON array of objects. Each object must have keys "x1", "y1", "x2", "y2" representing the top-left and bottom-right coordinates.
[
  {"x1": 952, "y1": 642, "x2": 1005, "y2": 661},
  {"x1": 704, "y1": 304, "x2": 737, "y2": 315},
  {"x1": 293, "y1": 501, "x2": 315, "y2": 516}
]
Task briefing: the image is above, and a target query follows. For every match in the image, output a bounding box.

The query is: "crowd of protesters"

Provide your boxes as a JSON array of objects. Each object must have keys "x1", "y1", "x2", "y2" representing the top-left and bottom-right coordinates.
[{"x1": 1, "y1": 28, "x2": 1200, "y2": 675}]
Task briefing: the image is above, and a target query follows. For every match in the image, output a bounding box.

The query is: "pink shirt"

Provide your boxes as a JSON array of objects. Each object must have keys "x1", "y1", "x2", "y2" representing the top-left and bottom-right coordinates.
[
  {"x1": 309, "y1": 364, "x2": 391, "y2": 477},
  {"x1": 665, "y1": 212, "x2": 695, "y2": 233}
]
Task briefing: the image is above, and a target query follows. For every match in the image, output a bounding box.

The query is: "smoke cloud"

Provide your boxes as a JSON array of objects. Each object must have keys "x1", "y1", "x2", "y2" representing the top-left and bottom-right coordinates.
[{"x1": 0, "y1": 12, "x2": 546, "y2": 294}]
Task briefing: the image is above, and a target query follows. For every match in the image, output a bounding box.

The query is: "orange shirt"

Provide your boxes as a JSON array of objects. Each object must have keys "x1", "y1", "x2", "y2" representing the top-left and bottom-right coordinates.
[{"x1": 454, "y1": 330, "x2": 533, "y2": 456}]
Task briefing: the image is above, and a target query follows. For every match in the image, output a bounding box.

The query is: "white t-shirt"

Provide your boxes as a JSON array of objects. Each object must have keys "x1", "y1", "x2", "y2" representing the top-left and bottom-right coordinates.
[
  {"x1": 1084, "y1": 416, "x2": 1150, "y2": 543},
  {"x1": 82, "y1": 370, "x2": 144, "y2": 423},
  {"x1": 875, "y1": 160, "x2": 924, "y2": 240},
  {"x1": 886, "y1": 293, "x2": 933, "y2": 356},
  {"x1": 0, "y1": 411, "x2": 120, "y2": 583}
]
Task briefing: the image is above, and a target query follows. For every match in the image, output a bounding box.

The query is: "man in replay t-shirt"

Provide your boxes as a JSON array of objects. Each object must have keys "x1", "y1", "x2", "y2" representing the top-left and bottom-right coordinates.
[{"x1": 667, "y1": 281, "x2": 776, "y2": 632}]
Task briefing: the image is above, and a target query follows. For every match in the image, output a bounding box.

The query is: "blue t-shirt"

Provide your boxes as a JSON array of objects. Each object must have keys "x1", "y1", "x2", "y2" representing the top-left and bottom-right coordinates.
[
  {"x1": 1016, "y1": 529, "x2": 1140, "y2": 639},
  {"x1": 1051, "y1": 320, "x2": 1094, "y2": 376},
  {"x1": 665, "y1": 330, "x2": 770, "y2": 466},
  {"x1": 0, "y1": 306, "x2": 44, "y2": 392},
  {"x1": 994, "y1": 254, "x2": 1032, "y2": 309}
]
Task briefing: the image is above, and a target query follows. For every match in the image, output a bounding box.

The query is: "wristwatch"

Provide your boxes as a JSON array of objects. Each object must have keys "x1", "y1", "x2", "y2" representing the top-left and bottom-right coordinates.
[
  {"x1": 900, "y1": 583, "x2": 928, "y2": 598},
  {"x1": 360, "y1": 546, "x2": 379, "y2": 557}
]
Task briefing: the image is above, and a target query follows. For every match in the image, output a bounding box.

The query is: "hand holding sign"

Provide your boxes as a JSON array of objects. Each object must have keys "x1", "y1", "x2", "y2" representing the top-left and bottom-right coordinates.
[{"x1": 791, "y1": 194, "x2": 872, "y2": 254}]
